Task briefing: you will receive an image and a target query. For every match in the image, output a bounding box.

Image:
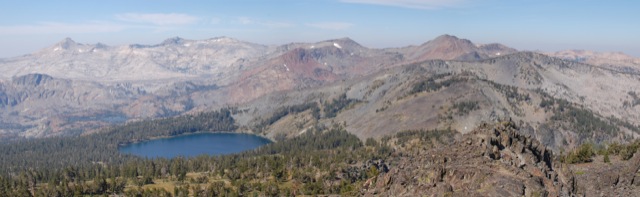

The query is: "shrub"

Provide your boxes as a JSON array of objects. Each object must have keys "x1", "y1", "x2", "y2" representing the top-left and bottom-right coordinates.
[
  {"x1": 603, "y1": 151, "x2": 610, "y2": 163},
  {"x1": 564, "y1": 143, "x2": 595, "y2": 164}
]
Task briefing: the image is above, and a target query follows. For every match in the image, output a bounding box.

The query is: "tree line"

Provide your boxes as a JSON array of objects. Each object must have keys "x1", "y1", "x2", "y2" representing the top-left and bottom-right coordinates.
[
  {"x1": 0, "y1": 108, "x2": 236, "y2": 174},
  {"x1": 0, "y1": 123, "x2": 402, "y2": 196}
]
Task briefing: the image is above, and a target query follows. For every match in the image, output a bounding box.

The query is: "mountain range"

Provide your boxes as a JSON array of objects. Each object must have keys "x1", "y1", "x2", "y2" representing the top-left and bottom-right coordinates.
[{"x1": 1, "y1": 35, "x2": 640, "y2": 152}]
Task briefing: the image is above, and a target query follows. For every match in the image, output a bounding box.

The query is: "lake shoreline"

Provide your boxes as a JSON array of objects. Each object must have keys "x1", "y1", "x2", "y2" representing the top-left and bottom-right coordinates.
[
  {"x1": 117, "y1": 130, "x2": 273, "y2": 147},
  {"x1": 119, "y1": 132, "x2": 273, "y2": 158}
]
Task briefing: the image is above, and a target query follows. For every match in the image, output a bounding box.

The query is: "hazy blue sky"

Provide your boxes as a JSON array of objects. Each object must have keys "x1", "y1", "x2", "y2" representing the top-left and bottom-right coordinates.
[{"x1": 0, "y1": 0, "x2": 638, "y2": 57}]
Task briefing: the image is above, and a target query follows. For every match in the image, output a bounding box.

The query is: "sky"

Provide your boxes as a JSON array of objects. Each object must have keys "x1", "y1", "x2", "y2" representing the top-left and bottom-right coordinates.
[{"x1": 0, "y1": 0, "x2": 638, "y2": 58}]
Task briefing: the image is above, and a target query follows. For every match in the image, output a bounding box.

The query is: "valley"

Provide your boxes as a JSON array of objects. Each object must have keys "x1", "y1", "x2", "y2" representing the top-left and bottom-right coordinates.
[
  {"x1": 2, "y1": 35, "x2": 640, "y2": 146},
  {"x1": 1, "y1": 35, "x2": 640, "y2": 196}
]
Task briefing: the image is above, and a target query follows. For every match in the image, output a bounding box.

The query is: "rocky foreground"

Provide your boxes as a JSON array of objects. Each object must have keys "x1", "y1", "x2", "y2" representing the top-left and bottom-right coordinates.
[{"x1": 362, "y1": 121, "x2": 640, "y2": 197}]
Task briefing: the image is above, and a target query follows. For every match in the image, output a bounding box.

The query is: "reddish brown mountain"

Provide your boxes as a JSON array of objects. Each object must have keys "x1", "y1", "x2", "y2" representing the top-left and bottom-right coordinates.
[
  {"x1": 228, "y1": 38, "x2": 403, "y2": 102},
  {"x1": 400, "y1": 34, "x2": 517, "y2": 62}
]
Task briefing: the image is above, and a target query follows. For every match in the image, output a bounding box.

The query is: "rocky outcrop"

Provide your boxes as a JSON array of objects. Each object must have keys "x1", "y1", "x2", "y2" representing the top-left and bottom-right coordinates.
[
  {"x1": 12, "y1": 73, "x2": 53, "y2": 87},
  {"x1": 568, "y1": 147, "x2": 640, "y2": 196},
  {"x1": 362, "y1": 121, "x2": 574, "y2": 196}
]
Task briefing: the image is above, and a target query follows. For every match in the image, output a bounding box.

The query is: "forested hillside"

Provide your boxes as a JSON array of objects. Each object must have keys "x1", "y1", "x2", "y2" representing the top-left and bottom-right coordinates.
[
  {"x1": 0, "y1": 109, "x2": 236, "y2": 173},
  {"x1": 0, "y1": 122, "x2": 398, "y2": 196}
]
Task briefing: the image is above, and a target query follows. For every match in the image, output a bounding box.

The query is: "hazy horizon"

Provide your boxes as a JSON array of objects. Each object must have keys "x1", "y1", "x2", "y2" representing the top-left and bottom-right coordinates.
[{"x1": 1, "y1": 0, "x2": 638, "y2": 58}]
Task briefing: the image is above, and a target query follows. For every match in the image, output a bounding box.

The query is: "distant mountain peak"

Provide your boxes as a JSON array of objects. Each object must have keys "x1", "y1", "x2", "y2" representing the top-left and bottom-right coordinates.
[
  {"x1": 402, "y1": 35, "x2": 517, "y2": 61},
  {"x1": 208, "y1": 36, "x2": 232, "y2": 41},
  {"x1": 429, "y1": 34, "x2": 473, "y2": 46},
  {"x1": 160, "y1": 36, "x2": 186, "y2": 45},
  {"x1": 94, "y1": 42, "x2": 108, "y2": 49},
  {"x1": 478, "y1": 43, "x2": 517, "y2": 55},
  {"x1": 205, "y1": 36, "x2": 246, "y2": 44},
  {"x1": 545, "y1": 49, "x2": 640, "y2": 68},
  {"x1": 312, "y1": 37, "x2": 363, "y2": 50},
  {"x1": 61, "y1": 37, "x2": 76, "y2": 44},
  {"x1": 434, "y1": 34, "x2": 459, "y2": 40},
  {"x1": 54, "y1": 37, "x2": 78, "y2": 50},
  {"x1": 329, "y1": 37, "x2": 356, "y2": 43}
]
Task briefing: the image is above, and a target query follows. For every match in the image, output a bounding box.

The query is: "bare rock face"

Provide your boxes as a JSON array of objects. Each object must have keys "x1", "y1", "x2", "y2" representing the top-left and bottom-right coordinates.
[
  {"x1": 362, "y1": 121, "x2": 574, "y2": 196},
  {"x1": 568, "y1": 148, "x2": 640, "y2": 196},
  {"x1": 546, "y1": 50, "x2": 640, "y2": 73},
  {"x1": 12, "y1": 73, "x2": 53, "y2": 87}
]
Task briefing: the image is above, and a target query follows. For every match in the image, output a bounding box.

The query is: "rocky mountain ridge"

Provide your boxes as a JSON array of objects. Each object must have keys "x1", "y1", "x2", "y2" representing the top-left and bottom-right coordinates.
[
  {"x1": 1, "y1": 34, "x2": 639, "y2": 150},
  {"x1": 363, "y1": 121, "x2": 568, "y2": 196},
  {"x1": 0, "y1": 35, "x2": 516, "y2": 138},
  {"x1": 545, "y1": 49, "x2": 640, "y2": 74},
  {"x1": 0, "y1": 36, "x2": 271, "y2": 82},
  {"x1": 362, "y1": 121, "x2": 640, "y2": 196}
]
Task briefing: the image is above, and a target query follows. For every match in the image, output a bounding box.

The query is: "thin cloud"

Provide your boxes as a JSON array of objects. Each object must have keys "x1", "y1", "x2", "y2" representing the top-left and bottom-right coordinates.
[
  {"x1": 236, "y1": 17, "x2": 254, "y2": 25},
  {"x1": 209, "y1": 17, "x2": 222, "y2": 25},
  {"x1": 0, "y1": 21, "x2": 127, "y2": 35},
  {"x1": 340, "y1": 0, "x2": 466, "y2": 9},
  {"x1": 115, "y1": 13, "x2": 199, "y2": 25},
  {"x1": 234, "y1": 17, "x2": 293, "y2": 28},
  {"x1": 261, "y1": 21, "x2": 293, "y2": 28},
  {"x1": 306, "y1": 22, "x2": 353, "y2": 30}
]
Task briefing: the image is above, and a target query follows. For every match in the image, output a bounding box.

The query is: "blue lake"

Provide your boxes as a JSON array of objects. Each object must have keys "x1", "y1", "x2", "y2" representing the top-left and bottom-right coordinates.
[{"x1": 119, "y1": 133, "x2": 272, "y2": 158}]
